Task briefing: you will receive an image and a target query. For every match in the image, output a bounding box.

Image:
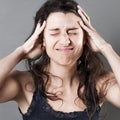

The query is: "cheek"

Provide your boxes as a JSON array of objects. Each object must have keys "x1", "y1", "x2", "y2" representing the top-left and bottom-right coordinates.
[
  {"x1": 73, "y1": 35, "x2": 84, "y2": 47},
  {"x1": 73, "y1": 30, "x2": 84, "y2": 45},
  {"x1": 43, "y1": 34, "x2": 51, "y2": 47},
  {"x1": 73, "y1": 36, "x2": 84, "y2": 56},
  {"x1": 43, "y1": 30, "x2": 50, "y2": 47},
  {"x1": 43, "y1": 38, "x2": 54, "y2": 53}
]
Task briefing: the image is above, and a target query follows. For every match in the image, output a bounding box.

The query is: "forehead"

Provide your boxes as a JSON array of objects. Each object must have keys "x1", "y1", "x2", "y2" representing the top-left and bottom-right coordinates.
[{"x1": 45, "y1": 12, "x2": 81, "y2": 29}]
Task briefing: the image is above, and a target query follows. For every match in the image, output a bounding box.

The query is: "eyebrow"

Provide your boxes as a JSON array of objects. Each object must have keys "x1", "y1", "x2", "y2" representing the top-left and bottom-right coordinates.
[
  {"x1": 48, "y1": 27, "x2": 79, "y2": 31},
  {"x1": 48, "y1": 28, "x2": 60, "y2": 31},
  {"x1": 67, "y1": 28, "x2": 79, "y2": 31},
  {"x1": 67, "y1": 28, "x2": 79, "y2": 32}
]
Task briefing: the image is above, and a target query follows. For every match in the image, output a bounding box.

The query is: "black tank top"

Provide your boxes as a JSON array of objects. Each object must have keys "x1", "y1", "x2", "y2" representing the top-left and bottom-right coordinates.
[{"x1": 19, "y1": 87, "x2": 101, "y2": 120}]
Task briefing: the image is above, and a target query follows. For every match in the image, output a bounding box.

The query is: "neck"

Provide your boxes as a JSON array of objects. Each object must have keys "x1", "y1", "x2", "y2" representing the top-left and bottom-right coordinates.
[{"x1": 47, "y1": 61, "x2": 79, "y2": 86}]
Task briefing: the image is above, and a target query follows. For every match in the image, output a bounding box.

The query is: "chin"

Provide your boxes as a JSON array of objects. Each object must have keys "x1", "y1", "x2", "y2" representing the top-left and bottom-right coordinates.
[{"x1": 56, "y1": 60, "x2": 77, "y2": 67}]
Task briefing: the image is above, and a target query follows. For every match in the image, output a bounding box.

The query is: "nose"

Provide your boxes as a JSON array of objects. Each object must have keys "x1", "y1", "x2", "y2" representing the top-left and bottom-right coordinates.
[{"x1": 59, "y1": 32, "x2": 71, "y2": 46}]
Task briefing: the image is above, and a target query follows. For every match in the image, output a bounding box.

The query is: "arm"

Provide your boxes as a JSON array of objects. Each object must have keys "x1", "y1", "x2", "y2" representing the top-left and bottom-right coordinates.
[
  {"x1": 0, "y1": 47, "x2": 24, "y2": 87},
  {"x1": 0, "y1": 21, "x2": 46, "y2": 102},
  {"x1": 101, "y1": 44, "x2": 120, "y2": 86},
  {"x1": 100, "y1": 45, "x2": 120, "y2": 108},
  {"x1": 0, "y1": 70, "x2": 21, "y2": 103},
  {"x1": 77, "y1": 5, "x2": 120, "y2": 108},
  {"x1": 0, "y1": 47, "x2": 24, "y2": 102}
]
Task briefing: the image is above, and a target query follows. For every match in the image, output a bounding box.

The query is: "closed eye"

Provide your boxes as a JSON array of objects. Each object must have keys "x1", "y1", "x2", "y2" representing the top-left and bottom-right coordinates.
[
  {"x1": 68, "y1": 32, "x2": 78, "y2": 35},
  {"x1": 67, "y1": 29, "x2": 79, "y2": 36},
  {"x1": 50, "y1": 33, "x2": 59, "y2": 36}
]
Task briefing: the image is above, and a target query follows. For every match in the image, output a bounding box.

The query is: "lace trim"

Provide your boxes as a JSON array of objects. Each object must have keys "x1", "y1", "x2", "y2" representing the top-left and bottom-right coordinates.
[
  {"x1": 41, "y1": 96, "x2": 101, "y2": 119},
  {"x1": 19, "y1": 89, "x2": 101, "y2": 119},
  {"x1": 19, "y1": 89, "x2": 38, "y2": 117}
]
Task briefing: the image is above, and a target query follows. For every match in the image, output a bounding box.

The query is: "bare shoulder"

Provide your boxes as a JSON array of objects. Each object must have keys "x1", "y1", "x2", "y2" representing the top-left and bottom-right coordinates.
[
  {"x1": 0, "y1": 69, "x2": 35, "y2": 112},
  {"x1": 17, "y1": 70, "x2": 35, "y2": 92},
  {"x1": 11, "y1": 70, "x2": 35, "y2": 103},
  {"x1": 0, "y1": 70, "x2": 34, "y2": 102},
  {"x1": 96, "y1": 71, "x2": 116, "y2": 102},
  {"x1": 97, "y1": 71, "x2": 116, "y2": 88},
  {"x1": 97, "y1": 72, "x2": 120, "y2": 108},
  {"x1": 10, "y1": 70, "x2": 35, "y2": 93},
  {"x1": 8, "y1": 70, "x2": 35, "y2": 113},
  {"x1": 8, "y1": 70, "x2": 32, "y2": 82}
]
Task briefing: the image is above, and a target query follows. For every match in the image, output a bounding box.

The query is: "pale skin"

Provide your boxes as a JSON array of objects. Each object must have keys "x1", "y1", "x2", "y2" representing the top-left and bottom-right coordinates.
[{"x1": 0, "y1": 5, "x2": 120, "y2": 114}]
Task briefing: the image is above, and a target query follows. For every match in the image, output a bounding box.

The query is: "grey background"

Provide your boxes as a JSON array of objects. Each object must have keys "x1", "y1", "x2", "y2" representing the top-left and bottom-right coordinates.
[{"x1": 0, "y1": 0, "x2": 120, "y2": 120}]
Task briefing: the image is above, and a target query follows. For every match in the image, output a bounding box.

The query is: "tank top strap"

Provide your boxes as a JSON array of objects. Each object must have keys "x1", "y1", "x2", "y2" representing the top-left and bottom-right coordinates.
[{"x1": 34, "y1": 80, "x2": 46, "y2": 103}]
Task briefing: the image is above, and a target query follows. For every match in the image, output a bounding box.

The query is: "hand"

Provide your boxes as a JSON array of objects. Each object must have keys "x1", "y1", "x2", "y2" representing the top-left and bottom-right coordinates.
[
  {"x1": 22, "y1": 21, "x2": 46, "y2": 59},
  {"x1": 77, "y1": 5, "x2": 109, "y2": 53}
]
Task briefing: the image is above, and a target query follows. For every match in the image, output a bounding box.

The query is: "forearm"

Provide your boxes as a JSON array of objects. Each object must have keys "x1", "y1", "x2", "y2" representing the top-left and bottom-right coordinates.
[
  {"x1": 0, "y1": 46, "x2": 25, "y2": 85},
  {"x1": 101, "y1": 44, "x2": 120, "y2": 85}
]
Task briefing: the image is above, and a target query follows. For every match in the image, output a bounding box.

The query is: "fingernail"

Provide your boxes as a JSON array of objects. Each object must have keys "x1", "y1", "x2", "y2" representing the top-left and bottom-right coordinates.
[{"x1": 77, "y1": 5, "x2": 80, "y2": 8}]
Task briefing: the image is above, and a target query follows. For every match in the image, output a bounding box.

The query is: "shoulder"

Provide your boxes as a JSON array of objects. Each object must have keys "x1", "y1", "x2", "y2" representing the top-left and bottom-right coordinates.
[
  {"x1": 13, "y1": 70, "x2": 35, "y2": 102},
  {"x1": 97, "y1": 72, "x2": 120, "y2": 108},
  {"x1": 97, "y1": 71, "x2": 115, "y2": 88},
  {"x1": 8, "y1": 70, "x2": 35, "y2": 99},
  {"x1": 96, "y1": 71, "x2": 116, "y2": 102},
  {"x1": 12, "y1": 70, "x2": 35, "y2": 93},
  {"x1": 11, "y1": 70, "x2": 36, "y2": 113},
  {"x1": 0, "y1": 70, "x2": 34, "y2": 103}
]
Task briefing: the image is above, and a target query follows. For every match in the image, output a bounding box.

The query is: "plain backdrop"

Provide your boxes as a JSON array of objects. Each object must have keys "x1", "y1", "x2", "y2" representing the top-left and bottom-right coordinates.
[{"x1": 0, "y1": 0, "x2": 120, "y2": 120}]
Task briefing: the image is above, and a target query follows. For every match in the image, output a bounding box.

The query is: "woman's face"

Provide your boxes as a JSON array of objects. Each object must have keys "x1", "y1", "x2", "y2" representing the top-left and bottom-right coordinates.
[{"x1": 43, "y1": 12, "x2": 84, "y2": 66}]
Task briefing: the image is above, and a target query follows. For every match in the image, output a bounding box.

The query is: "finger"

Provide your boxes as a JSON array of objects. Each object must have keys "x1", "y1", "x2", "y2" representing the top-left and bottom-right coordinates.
[
  {"x1": 78, "y1": 11, "x2": 96, "y2": 31},
  {"x1": 30, "y1": 21, "x2": 46, "y2": 42},
  {"x1": 26, "y1": 44, "x2": 44, "y2": 59},
  {"x1": 24, "y1": 21, "x2": 46, "y2": 50},
  {"x1": 77, "y1": 6, "x2": 95, "y2": 31},
  {"x1": 78, "y1": 20, "x2": 92, "y2": 33},
  {"x1": 78, "y1": 9, "x2": 89, "y2": 25},
  {"x1": 77, "y1": 5, "x2": 90, "y2": 22},
  {"x1": 77, "y1": 8, "x2": 92, "y2": 29},
  {"x1": 34, "y1": 21, "x2": 46, "y2": 35}
]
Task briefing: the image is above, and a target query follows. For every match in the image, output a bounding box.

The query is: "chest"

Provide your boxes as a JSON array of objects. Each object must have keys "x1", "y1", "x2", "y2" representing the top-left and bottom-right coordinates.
[
  {"x1": 46, "y1": 93, "x2": 87, "y2": 113},
  {"x1": 21, "y1": 91, "x2": 100, "y2": 120}
]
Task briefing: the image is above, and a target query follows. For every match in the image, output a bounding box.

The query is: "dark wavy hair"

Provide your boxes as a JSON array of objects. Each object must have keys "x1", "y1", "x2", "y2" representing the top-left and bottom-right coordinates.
[{"x1": 26, "y1": 0, "x2": 107, "y2": 119}]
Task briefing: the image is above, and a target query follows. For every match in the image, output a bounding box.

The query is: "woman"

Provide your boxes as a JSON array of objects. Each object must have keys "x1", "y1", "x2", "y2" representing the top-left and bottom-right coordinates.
[{"x1": 0, "y1": 0, "x2": 120, "y2": 120}]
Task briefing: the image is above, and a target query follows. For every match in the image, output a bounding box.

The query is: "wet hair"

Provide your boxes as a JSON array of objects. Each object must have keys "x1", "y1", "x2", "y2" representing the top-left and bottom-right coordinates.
[{"x1": 26, "y1": 0, "x2": 107, "y2": 119}]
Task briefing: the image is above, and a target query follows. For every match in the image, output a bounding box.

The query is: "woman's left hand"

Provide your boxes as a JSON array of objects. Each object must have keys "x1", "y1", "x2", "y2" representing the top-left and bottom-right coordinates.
[{"x1": 77, "y1": 5, "x2": 109, "y2": 53}]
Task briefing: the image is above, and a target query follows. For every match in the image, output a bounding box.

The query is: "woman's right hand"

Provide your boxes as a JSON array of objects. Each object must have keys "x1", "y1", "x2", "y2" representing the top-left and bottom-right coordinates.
[{"x1": 22, "y1": 21, "x2": 46, "y2": 59}]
